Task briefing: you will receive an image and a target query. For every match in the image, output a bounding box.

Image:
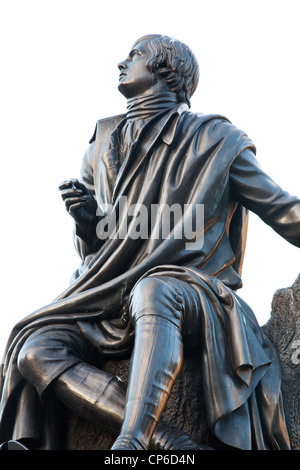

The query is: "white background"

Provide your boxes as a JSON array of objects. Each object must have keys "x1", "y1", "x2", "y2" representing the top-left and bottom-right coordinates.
[{"x1": 1, "y1": 0, "x2": 299, "y2": 358}]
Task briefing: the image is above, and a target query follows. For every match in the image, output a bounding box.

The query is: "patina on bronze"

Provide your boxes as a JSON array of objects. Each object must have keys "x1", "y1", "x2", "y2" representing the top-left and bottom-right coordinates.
[{"x1": 1, "y1": 34, "x2": 300, "y2": 450}]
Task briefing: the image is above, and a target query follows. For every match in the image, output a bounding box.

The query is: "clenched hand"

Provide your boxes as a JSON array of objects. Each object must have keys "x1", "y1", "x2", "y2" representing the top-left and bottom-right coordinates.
[{"x1": 58, "y1": 178, "x2": 98, "y2": 229}]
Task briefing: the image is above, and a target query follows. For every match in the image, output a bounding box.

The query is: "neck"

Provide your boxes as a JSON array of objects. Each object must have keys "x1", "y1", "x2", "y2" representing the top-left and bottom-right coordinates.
[{"x1": 126, "y1": 92, "x2": 179, "y2": 120}]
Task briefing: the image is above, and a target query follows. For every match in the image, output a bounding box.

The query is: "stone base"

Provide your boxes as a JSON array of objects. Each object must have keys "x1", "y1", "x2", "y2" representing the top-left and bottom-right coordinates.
[
  {"x1": 66, "y1": 275, "x2": 300, "y2": 450},
  {"x1": 262, "y1": 274, "x2": 300, "y2": 450}
]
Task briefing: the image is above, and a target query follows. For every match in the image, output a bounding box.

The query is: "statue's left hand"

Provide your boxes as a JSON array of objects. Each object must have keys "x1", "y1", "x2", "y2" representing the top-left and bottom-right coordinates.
[{"x1": 58, "y1": 178, "x2": 98, "y2": 229}]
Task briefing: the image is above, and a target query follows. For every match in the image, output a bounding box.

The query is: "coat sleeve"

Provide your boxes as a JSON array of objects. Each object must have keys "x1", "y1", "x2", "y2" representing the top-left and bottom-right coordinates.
[
  {"x1": 230, "y1": 148, "x2": 300, "y2": 247},
  {"x1": 73, "y1": 141, "x2": 103, "y2": 260}
]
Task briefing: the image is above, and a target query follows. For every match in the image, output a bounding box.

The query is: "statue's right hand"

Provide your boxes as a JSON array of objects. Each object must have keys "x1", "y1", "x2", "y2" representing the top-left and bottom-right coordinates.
[{"x1": 58, "y1": 178, "x2": 98, "y2": 228}]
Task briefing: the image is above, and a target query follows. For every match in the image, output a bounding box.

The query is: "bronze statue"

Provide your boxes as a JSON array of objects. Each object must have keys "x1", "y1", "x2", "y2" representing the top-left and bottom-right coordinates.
[{"x1": 1, "y1": 34, "x2": 299, "y2": 450}]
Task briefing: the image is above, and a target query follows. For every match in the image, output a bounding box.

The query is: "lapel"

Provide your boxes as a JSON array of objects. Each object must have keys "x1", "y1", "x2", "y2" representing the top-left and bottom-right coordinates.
[
  {"x1": 95, "y1": 115, "x2": 126, "y2": 189},
  {"x1": 111, "y1": 103, "x2": 187, "y2": 204}
]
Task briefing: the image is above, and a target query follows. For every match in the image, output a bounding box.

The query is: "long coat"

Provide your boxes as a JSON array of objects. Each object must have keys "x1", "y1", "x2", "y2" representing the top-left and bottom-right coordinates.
[{"x1": 1, "y1": 102, "x2": 299, "y2": 449}]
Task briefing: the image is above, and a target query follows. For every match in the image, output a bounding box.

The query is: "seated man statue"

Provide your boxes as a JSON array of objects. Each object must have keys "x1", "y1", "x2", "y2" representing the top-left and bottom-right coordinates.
[{"x1": 1, "y1": 34, "x2": 299, "y2": 451}]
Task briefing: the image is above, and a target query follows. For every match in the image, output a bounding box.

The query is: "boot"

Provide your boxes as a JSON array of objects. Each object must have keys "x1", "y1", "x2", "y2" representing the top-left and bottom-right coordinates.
[
  {"x1": 54, "y1": 360, "x2": 204, "y2": 450},
  {"x1": 54, "y1": 361, "x2": 126, "y2": 434},
  {"x1": 111, "y1": 315, "x2": 183, "y2": 450}
]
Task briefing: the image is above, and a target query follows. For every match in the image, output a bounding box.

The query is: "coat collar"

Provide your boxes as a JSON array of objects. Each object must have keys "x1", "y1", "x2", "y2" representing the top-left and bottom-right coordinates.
[{"x1": 110, "y1": 103, "x2": 188, "y2": 203}]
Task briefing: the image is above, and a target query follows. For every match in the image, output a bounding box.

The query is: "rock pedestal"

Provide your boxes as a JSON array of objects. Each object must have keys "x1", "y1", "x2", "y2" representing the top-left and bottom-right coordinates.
[
  {"x1": 262, "y1": 275, "x2": 300, "y2": 450},
  {"x1": 66, "y1": 276, "x2": 300, "y2": 450}
]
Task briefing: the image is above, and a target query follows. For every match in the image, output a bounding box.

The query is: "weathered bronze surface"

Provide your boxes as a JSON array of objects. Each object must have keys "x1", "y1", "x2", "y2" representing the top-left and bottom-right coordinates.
[{"x1": 1, "y1": 34, "x2": 300, "y2": 450}]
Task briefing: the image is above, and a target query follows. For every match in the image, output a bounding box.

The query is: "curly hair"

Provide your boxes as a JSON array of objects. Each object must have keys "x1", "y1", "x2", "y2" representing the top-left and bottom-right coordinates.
[{"x1": 133, "y1": 34, "x2": 199, "y2": 108}]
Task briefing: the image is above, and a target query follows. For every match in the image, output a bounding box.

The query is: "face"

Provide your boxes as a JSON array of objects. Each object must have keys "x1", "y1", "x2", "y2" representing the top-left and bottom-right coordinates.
[{"x1": 118, "y1": 39, "x2": 169, "y2": 98}]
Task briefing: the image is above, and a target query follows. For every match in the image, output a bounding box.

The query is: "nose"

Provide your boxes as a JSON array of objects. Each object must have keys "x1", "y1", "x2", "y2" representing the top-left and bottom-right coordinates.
[{"x1": 118, "y1": 61, "x2": 127, "y2": 71}]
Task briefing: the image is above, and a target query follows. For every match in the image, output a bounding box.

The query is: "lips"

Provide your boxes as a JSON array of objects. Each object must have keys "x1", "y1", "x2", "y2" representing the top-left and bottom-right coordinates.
[{"x1": 119, "y1": 72, "x2": 127, "y2": 80}]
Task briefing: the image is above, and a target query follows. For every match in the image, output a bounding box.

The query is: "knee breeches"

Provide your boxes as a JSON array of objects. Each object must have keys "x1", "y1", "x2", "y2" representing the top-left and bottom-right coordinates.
[
  {"x1": 17, "y1": 324, "x2": 97, "y2": 398},
  {"x1": 17, "y1": 275, "x2": 202, "y2": 397},
  {"x1": 129, "y1": 275, "x2": 201, "y2": 346}
]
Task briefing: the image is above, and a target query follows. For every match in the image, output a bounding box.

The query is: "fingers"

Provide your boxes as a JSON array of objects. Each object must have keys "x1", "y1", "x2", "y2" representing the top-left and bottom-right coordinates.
[
  {"x1": 68, "y1": 201, "x2": 88, "y2": 213},
  {"x1": 64, "y1": 195, "x2": 88, "y2": 211},
  {"x1": 58, "y1": 178, "x2": 76, "y2": 190},
  {"x1": 60, "y1": 187, "x2": 84, "y2": 201},
  {"x1": 58, "y1": 178, "x2": 88, "y2": 193},
  {"x1": 71, "y1": 180, "x2": 88, "y2": 192}
]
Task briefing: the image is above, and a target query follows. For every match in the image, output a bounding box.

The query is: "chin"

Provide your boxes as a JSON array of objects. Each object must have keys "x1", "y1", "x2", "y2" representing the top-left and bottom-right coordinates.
[
  {"x1": 118, "y1": 81, "x2": 137, "y2": 99},
  {"x1": 118, "y1": 81, "x2": 128, "y2": 97}
]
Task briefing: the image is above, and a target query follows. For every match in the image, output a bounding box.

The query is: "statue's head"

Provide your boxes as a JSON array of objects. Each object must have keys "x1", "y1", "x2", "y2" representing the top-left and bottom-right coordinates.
[{"x1": 118, "y1": 34, "x2": 199, "y2": 107}]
